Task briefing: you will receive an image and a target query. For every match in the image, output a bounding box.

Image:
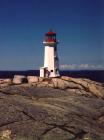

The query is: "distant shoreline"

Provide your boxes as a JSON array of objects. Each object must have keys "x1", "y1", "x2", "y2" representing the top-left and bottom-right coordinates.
[{"x1": 0, "y1": 70, "x2": 104, "y2": 83}]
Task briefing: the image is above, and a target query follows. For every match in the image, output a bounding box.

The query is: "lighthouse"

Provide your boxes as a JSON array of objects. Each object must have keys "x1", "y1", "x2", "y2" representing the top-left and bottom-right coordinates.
[{"x1": 40, "y1": 30, "x2": 60, "y2": 77}]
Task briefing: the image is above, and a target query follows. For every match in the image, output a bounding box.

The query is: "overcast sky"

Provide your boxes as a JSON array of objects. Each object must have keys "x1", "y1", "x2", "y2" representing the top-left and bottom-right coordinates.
[{"x1": 0, "y1": 0, "x2": 104, "y2": 70}]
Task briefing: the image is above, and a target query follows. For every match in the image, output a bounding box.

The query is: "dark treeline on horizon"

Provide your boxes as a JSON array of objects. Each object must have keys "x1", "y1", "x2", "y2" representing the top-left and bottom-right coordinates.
[{"x1": 0, "y1": 70, "x2": 104, "y2": 83}]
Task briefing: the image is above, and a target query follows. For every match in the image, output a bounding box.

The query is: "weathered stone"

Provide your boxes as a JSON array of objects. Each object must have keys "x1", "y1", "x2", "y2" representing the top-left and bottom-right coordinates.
[
  {"x1": 0, "y1": 79, "x2": 12, "y2": 84},
  {"x1": 0, "y1": 76, "x2": 104, "y2": 140},
  {"x1": 41, "y1": 128, "x2": 75, "y2": 140},
  {"x1": 39, "y1": 77, "x2": 44, "y2": 82},
  {"x1": 0, "y1": 85, "x2": 104, "y2": 140},
  {"x1": 37, "y1": 81, "x2": 49, "y2": 87},
  {"x1": 52, "y1": 78, "x2": 84, "y2": 90},
  {"x1": 97, "y1": 116, "x2": 104, "y2": 124},
  {"x1": 27, "y1": 76, "x2": 39, "y2": 83},
  {"x1": 66, "y1": 88, "x2": 92, "y2": 96},
  {"x1": 52, "y1": 78, "x2": 69, "y2": 89},
  {"x1": 61, "y1": 76, "x2": 104, "y2": 98},
  {"x1": 0, "y1": 79, "x2": 12, "y2": 89},
  {"x1": 14, "y1": 75, "x2": 26, "y2": 79},
  {"x1": 0, "y1": 79, "x2": 4, "y2": 84},
  {"x1": 13, "y1": 75, "x2": 27, "y2": 84},
  {"x1": 0, "y1": 129, "x2": 12, "y2": 139},
  {"x1": 0, "y1": 83, "x2": 10, "y2": 88}
]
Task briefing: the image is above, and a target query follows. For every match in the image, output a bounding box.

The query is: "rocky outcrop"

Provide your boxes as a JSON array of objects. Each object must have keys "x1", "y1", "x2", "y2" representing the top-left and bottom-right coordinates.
[
  {"x1": 0, "y1": 79, "x2": 12, "y2": 88},
  {"x1": 27, "y1": 76, "x2": 39, "y2": 83},
  {"x1": 0, "y1": 85, "x2": 104, "y2": 140},
  {"x1": 0, "y1": 79, "x2": 12, "y2": 84},
  {"x1": 13, "y1": 75, "x2": 27, "y2": 84},
  {"x1": 61, "y1": 76, "x2": 104, "y2": 98},
  {"x1": 0, "y1": 76, "x2": 104, "y2": 139},
  {"x1": 26, "y1": 76, "x2": 104, "y2": 99},
  {"x1": 1, "y1": 76, "x2": 104, "y2": 99}
]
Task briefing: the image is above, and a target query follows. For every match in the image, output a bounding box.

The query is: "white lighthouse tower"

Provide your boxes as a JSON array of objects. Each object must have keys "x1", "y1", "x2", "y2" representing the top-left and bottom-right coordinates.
[{"x1": 40, "y1": 30, "x2": 60, "y2": 77}]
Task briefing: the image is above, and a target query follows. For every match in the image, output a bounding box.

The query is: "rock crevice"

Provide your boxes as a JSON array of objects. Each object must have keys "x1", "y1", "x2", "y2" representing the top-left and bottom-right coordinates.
[{"x1": 0, "y1": 76, "x2": 104, "y2": 140}]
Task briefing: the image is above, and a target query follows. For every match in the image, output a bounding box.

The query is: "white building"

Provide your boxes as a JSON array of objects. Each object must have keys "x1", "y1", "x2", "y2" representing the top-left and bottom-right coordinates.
[{"x1": 40, "y1": 30, "x2": 60, "y2": 77}]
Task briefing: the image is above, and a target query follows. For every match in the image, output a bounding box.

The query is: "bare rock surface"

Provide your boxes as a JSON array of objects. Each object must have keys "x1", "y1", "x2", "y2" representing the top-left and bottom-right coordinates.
[
  {"x1": 27, "y1": 76, "x2": 39, "y2": 83},
  {"x1": 13, "y1": 75, "x2": 27, "y2": 84},
  {"x1": 0, "y1": 76, "x2": 104, "y2": 140}
]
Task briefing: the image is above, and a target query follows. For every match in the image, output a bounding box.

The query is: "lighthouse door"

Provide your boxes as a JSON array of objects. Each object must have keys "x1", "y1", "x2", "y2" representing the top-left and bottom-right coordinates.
[{"x1": 44, "y1": 68, "x2": 49, "y2": 77}]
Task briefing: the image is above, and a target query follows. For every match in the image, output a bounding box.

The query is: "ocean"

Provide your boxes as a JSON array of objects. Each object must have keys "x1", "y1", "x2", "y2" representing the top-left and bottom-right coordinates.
[{"x1": 0, "y1": 70, "x2": 104, "y2": 83}]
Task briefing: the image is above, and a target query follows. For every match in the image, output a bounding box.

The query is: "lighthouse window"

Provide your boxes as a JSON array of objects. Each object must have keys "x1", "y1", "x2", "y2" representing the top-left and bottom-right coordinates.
[{"x1": 51, "y1": 70, "x2": 53, "y2": 72}]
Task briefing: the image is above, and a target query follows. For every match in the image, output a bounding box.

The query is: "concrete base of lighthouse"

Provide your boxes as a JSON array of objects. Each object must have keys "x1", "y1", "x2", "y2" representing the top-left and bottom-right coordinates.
[{"x1": 40, "y1": 67, "x2": 60, "y2": 78}]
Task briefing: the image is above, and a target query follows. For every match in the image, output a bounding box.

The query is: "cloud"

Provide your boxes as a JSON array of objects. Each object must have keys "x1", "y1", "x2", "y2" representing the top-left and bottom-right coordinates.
[{"x1": 60, "y1": 64, "x2": 104, "y2": 70}]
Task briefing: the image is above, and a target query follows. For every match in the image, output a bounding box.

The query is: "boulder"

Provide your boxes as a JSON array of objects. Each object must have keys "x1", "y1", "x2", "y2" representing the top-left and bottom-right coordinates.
[
  {"x1": 61, "y1": 76, "x2": 104, "y2": 98},
  {"x1": 0, "y1": 79, "x2": 12, "y2": 84},
  {"x1": 13, "y1": 75, "x2": 27, "y2": 84},
  {"x1": 0, "y1": 79, "x2": 12, "y2": 88},
  {"x1": 37, "y1": 81, "x2": 49, "y2": 87},
  {"x1": 14, "y1": 75, "x2": 26, "y2": 79},
  {"x1": 52, "y1": 78, "x2": 84, "y2": 90},
  {"x1": 3, "y1": 79, "x2": 12, "y2": 83},
  {"x1": 0, "y1": 79, "x2": 4, "y2": 84},
  {"x1": 27, "y1": 76, "x2": 39, "y2": 83},
  {"x1": 52, "y1": 78, "x2": 70, "y2": 89},
  {"x1": 39, "y1": 77, "x2": 44, "y2": 82}
]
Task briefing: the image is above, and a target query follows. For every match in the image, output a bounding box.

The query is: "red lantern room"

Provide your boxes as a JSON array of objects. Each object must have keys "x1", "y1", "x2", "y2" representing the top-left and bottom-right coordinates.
[{"x1": 45, "y1": 30, "x2": 56, "y2": 42}]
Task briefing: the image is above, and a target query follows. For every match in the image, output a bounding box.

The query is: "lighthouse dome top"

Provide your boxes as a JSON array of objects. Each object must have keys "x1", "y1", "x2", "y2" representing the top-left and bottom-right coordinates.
[
  {"x1": 46, "y1": 30, "x2": 56, "y2": 36},
  {"x1": 44, "y1": 30, "x2": 58, "y2": 44}
]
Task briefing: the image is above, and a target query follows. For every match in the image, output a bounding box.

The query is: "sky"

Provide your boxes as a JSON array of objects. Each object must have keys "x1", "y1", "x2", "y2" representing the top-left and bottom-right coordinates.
[{"x1": 0, "y1": 0, "x2": 104, "y2": 70}]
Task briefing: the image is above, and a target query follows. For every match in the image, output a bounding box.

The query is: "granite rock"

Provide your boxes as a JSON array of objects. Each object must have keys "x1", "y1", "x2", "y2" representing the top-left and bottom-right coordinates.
[
  {"x1": 27, "y1": 76, "x2": 39, "y2": 83},
  {"x1": 0, "y1": 76, "x2": 104, "y2": 139},
  {"x1": 13, "y1": 75, "x2": 27, "y2": 84}
]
